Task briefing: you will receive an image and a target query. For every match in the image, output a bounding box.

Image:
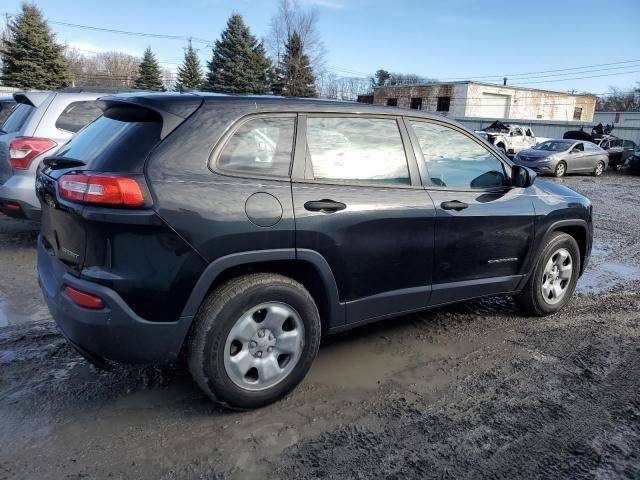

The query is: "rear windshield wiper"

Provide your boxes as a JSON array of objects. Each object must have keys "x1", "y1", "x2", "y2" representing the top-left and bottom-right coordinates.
[{"x1": 43, "y1": 156, "x2": 86, "y2": 168}]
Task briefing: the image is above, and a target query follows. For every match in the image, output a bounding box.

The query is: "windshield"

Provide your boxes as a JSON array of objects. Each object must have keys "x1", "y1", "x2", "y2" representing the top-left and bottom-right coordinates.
[
  {"x1": 533, "y1": 141, "x2": 571, "y2": 152},
  {"x1": 0, "y1": 103, "x2": 34, "y2": 133}
]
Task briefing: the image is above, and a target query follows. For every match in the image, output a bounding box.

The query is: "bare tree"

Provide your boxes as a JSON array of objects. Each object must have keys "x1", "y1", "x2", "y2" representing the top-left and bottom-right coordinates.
[
  {"x1": 268, "y1": 0, "x2": 326, "y2": 74},
  {"x1": 596, "y1": 84, "x2": 640, "y2": 112},
  {"x1": 64, "y1": 47, "x2": 140, "y2": 87}
]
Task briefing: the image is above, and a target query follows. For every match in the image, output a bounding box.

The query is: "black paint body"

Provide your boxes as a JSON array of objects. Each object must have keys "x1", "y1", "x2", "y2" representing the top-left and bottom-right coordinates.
[{"x1": 36, "y1": 94, "x2": 593, "y2": 365}]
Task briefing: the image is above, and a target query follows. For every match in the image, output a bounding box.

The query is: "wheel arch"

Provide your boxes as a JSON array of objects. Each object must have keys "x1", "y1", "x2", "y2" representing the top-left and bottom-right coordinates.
[
  {"x1": 517, "y1": 218, "x2": 591, "y2": 293},
  {"x1": 180, "y1": 249, "x2": 345, "y2": 333}
]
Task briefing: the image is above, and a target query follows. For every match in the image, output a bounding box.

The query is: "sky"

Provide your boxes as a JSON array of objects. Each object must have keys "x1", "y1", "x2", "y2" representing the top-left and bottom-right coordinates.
[{"x1": 3, "y1": 0, "x2": 640, "y2": 95}]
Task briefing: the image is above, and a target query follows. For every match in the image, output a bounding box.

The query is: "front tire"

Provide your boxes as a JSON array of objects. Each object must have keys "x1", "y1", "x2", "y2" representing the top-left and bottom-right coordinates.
[
  {"x1": 515, "y1": 232, "x2": 580, "y2": 317},
  {"x1": 554, "y1": 161, "x2": 567, "y2": 178},
  {"x1": 187, "y1": 273, "x2": 321, "y2": 409},
  {"x1": 593, "y1": 160, "x2": 605, "y2": 176}
]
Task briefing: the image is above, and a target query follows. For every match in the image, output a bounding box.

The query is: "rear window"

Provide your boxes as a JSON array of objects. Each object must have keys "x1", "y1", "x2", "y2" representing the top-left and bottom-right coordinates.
[
  {"x1": 54, "y1": 106, "x2": 162, "y2": 172},
  {"x1": 55, "y1": 100, "x2": 103, "y2": 133},
  {"x1": 1, "y1": 103, "x2": 34, "y2": 133},
  {"x1": 0, "y1": 101, "x2": 17, "y2": 125}
]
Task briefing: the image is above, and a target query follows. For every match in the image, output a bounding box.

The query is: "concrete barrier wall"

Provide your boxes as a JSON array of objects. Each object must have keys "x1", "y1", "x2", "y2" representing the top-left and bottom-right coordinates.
[{"x1": 454, "y1": 116, "x2": 640, "y2": 143}]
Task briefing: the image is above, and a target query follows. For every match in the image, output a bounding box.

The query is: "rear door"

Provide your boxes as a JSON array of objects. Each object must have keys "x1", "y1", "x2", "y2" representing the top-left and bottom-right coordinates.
[
  {"x1": 291, "y1": 114, "x2": 435, "y2": 326},
  {"x1": 406, "y1": 118, "x2": 535, "y2": 306}
]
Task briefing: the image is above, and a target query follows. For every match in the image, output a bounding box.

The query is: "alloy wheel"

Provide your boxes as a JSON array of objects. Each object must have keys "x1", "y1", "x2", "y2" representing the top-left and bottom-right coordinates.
[{"x1": 541, "y1": 248, "x2": 573, "y2": 305}]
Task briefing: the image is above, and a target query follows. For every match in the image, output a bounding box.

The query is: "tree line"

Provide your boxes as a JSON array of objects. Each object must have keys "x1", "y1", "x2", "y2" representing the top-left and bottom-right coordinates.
[{"x1": 0, "y1": 2, "x2": 317, "y2": 97}]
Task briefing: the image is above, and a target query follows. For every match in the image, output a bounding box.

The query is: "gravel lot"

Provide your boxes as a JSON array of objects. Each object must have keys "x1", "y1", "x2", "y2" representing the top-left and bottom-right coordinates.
[{"x1": 1, "y1": 172, "x2": 639, "y2": 479}]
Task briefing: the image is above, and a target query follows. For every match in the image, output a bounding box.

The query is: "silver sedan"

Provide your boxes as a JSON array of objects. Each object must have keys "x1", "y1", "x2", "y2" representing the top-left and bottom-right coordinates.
[{"x1": 513, "y1": 139, "x2": 608, "y2": 177}]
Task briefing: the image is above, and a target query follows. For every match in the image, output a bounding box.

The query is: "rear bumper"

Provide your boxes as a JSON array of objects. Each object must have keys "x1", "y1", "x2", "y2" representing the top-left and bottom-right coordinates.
[
  {"x1": 37, "y1": 236, "x2": 193, "y2": 365},
  {"x1": 0, "y1": 173, "x2": 41, "y2": 220}
]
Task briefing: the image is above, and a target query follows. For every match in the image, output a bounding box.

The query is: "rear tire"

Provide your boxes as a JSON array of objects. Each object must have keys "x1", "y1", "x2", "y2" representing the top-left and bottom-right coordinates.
[
  {"x1": 554, "y1": 161, "x2": 567, "y2": 177},
  {"x1": 593, "y1": 160, "x2": 605, "y2": 176},
  {"x1": 515, "y1": 232, "x2": 580, "y2": 317},
  {"x1": 187, "y1": 273, "x2": 321, "y2": 409}
]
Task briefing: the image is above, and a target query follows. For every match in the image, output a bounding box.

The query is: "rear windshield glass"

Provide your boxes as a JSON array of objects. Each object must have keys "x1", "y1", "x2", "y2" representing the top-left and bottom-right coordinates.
[
  {"x1": 54, "y1": 106, "x2": 162, "y2": 172},
  {"x1": 0, "y1": 101, "x2": 17, "y2": 125},
  {"x1": 1, "y1": 103, "x2": 34, "y2": 133}
]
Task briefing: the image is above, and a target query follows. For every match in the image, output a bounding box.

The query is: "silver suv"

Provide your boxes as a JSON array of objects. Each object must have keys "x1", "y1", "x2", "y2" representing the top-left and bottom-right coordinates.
[{"x1": 0, "y1": 89, "x2": 117, "y2": 220}]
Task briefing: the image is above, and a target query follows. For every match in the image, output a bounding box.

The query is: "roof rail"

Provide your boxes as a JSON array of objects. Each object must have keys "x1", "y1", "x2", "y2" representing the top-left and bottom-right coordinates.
[{"x1": 56, "y1": 86, "x2": 145, "y2": 94}]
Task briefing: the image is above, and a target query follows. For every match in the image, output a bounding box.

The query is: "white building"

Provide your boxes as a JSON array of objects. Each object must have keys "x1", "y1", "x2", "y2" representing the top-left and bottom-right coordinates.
[{"x1": 372, "y1": 81, "x2": 597, "y2": 122}]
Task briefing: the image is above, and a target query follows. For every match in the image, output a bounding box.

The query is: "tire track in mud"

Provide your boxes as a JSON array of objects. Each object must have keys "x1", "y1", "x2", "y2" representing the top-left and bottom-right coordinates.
[{"x1": 273, "y1": 290, "x2": 640, "y2": 480}]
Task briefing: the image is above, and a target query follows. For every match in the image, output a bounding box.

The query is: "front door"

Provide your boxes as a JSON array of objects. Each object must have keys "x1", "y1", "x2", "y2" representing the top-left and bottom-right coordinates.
[
  {"x1": 292, "y1": 115, "x2": 436, "y2": 326},
  {"x1": 406, "y1": 118, "x2": 535, "y2": 306},
  {"x1": 567, "y1": 142, "x2": 591, "y2": 171}
]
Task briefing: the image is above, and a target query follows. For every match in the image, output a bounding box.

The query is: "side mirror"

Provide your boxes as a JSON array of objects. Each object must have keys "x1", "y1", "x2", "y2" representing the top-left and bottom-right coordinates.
[{"x1": 512, "y1": 165, "x2": 536, "y2": 188}]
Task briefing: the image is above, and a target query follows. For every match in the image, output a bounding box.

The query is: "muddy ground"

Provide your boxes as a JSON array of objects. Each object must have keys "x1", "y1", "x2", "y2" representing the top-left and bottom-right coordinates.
[{"x1": 1, "y1": 172, "x2": 639, "y2": 479}]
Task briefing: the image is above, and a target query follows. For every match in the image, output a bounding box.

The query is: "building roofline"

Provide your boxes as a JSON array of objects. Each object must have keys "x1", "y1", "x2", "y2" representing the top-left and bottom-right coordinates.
[{"x1": 373, "y1": 80, "x2": 597, "y2": 98}]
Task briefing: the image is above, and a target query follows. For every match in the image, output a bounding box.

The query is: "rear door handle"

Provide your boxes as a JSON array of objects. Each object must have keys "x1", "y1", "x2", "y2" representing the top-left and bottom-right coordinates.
[
  {"x1": 440, "y1": 200, "x2": 468, "y2": 211},
  {"x1": 304, "y1": 199, "x2": 347, "y2": 213}
]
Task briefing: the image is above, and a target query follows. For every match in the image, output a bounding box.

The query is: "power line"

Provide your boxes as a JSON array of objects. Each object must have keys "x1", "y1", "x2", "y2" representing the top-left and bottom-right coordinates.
[
  {"x1": 4, "y1": 11, "x2": 639, "y2": 89},
  {"x1": 48, "y1": 19, "x2": 214, "y2": 45},
  {"x1": 441, "y1": 59, "x2": 640, "y2": 81},
  {"x1": 514, "y1": 70, "x2": 640, "y2": 85}
]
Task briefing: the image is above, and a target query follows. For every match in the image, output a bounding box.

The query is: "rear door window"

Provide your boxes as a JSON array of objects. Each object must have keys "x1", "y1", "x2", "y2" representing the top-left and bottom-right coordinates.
[
  {"x1": 1, "y1": 103, "x2": 34, "y2": 133},
  {"x1": 54, "y1": 105, "x2": 162, "y2": 172},
  {"x1": 305, "y1": 117, "x2": 410, "y2": 185},
  {"x1": 411, "y1": 120, "x2": 508, "y2": 189},
  {"x1": 55, "y1": 100, "x2": 103, "y2": 133},
  {"x1": 215, "y1": 116, "x2": 295, "y2": 177}
]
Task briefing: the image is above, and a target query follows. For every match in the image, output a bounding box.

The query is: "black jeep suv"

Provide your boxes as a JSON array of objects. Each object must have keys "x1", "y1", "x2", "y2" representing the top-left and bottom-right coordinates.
[{"x1": 36, "y1": 93, "x2": 593, "y2": 409}]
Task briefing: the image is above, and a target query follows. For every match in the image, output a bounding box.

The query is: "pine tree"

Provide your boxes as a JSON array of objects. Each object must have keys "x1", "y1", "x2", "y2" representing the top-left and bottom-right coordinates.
[
  {"x1": 252, "y1": 40, "x2": 271, "y2": 94},
  {"x1": 281, "y1": 32, "x2": 316, "y2": 97},
  {"x1": 0, "y1": 3, "x2": 73, "y2": 89},
  {"x1": 204, "y1": 14, "x2": 270, "y2": 94},
  {"x1": 175, "y1": 40, "x2": 203, "y2": 91},
  {"x1": 134, "y1": 47, "x2": 165, "y2": 91}
]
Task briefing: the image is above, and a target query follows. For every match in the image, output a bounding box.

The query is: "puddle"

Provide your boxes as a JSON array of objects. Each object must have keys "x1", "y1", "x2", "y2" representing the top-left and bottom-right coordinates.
[
  {"x1": 577, "y1": 262, "x2": 640, "y2": 294},
  {"x1": 309, "y1": 338, "x2": 408, "y2": 389},
  {"x1": 0, "y1": 291, "x2": 49, "y2": 327}
]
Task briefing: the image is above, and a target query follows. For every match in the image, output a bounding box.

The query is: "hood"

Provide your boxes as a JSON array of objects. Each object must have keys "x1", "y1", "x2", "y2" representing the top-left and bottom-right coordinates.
[
  {"x1": 532, "y1": 179, "x2": 587, "y2": 201},
  {"x1": 482, "y1": 120, "x2": 510, "y2": 133},
  {"x1": 517, "y1": 148, "x2": 553, "y2": 158},
  {"x1": 563, "y1": 130, "x2": 593, "y2": 142}
]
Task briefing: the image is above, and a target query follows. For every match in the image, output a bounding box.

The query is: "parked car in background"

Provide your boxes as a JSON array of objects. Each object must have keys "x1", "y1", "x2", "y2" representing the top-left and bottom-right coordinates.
[
  {"x1": 597, "y1": 137, "x2": 636, "y2": 170},
  {"x1": 0, "y1": 88, "x2": 117, "y2": 220},
  {"x1": 563, "y1": 131, "x2": 635, "y2": 170},
  {"x1": 0, "y1": 97, "x2": 17, "y2": 126},
  {"x1": 513, "y1": 139, "x2": 608, "y2": 177},
  {"x1": 37, "y1": 93, "x2": 592, "y2": 409},
  {"x1": 475, "y1": 121, "x2": 538, "y2": 156},
  {"x1": 624, "y1": 149, "x2": 640, "y2": 176}
]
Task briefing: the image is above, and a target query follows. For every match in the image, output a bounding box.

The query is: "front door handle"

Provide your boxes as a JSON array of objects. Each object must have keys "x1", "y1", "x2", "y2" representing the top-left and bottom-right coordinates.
[
  {"x1": 441, "y1": 200, "x2": 468, "y2": 211},
  {"x1": 304, "y1": 199, "x2": 347, "y2": 213}
]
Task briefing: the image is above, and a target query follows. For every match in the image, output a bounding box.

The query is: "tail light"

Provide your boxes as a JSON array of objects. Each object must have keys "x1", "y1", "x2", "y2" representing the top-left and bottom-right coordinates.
[
  {"x1": 63, "y1": 286, "x2": 105, "y2": 309},
  {"x1": 9, "y1": 137, "x2": 57, "y2": 169},
  {"x1": 58, "y1": 173, "x2": 145, "y2": 206}
]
